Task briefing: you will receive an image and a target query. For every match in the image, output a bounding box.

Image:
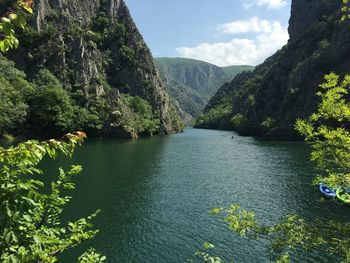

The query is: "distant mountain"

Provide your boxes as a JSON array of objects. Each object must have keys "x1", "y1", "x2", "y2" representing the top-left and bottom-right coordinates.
[{"x1": 155, "y1": 57, "x2": 254, "y2": 121}]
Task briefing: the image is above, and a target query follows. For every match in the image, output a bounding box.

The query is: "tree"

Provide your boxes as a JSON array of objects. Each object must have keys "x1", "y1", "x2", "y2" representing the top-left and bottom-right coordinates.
[
  {"x1": 0, "y1": 132, "x2": 105, "y2": 262},
  {"x1": 26, "y1": 69, "x2": 76, "y2": 138},
  {"x1": 296, "y1": 73, "x2": 350, "y2": 188}
]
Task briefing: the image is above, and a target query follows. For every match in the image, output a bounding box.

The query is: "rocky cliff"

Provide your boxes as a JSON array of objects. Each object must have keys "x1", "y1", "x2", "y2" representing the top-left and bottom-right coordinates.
[
  {"x1": 288, "y1": 0, "x2": 341, "y2": 42},
  {"x1": 4, "y1": 0, "x2": 182, "y2": 138},
  {"x1": 196, "y1": 0, "x2": 349, "y2": 140}
]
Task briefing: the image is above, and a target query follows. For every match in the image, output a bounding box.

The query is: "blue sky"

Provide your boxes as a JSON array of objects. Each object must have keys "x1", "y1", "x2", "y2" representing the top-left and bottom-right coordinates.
[{"x1": 123, "y1": 0, "x2": 292, "y2": 66}]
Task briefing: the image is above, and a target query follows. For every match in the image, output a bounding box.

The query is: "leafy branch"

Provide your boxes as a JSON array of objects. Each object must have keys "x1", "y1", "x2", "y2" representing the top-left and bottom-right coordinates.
[
  {"x1": 0, "y1": 131, "x2": 105, "y2": 262},
  {"x1": 0, "y1": 0, "x2": 33, "y2": 52}
]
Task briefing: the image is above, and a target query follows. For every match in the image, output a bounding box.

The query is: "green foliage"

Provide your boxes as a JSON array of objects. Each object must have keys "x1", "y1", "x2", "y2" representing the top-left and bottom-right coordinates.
[
  {"x1": 0, "y1": 0, "x2": 32, "y2": 52},
  {"x1": 78, "y1": 248, "x2": 106, "y2": 263},
  {"x1": 196, "y1": 103, "x2": 232, "y2": 129},
  {"x1": 119, "y1": 45, "x2": 135, "y2": 63},
  {"x1": 67, "y1": 23, "x2": 84, "y2": 37},
  {"x1": 26, "y1": 70, "x2": 76, "y2": 137},
  {"x1": 93, "y1": 13, "x2": 109, "y2": 31},
  {"x1": 0, "y1": 0, "x2": 181, "y2": 138},
  {"x1": 7, "y1": 0, "x2": 184, "y2": 136},
  {"x1": 260, "y1": 117, "x2": 276, "y2": 130},
  {"x1": 194, "y1": 71, "x2": 264, "y2": 134},
  {"x1": 156, "y1": 58, "x2": 254, "y2": 120},
  {"x1": 318, "y1": 39, "x2": 330, "y2": 50},
  {"x1": 116, "y1": 22, "x2": 126, "y2": 39},
  {"x1": 117, "y1": 94, "x2": 160, "y2": 135},
  {"x1": 0, "y1": 77, "x2": 28, "y2": 135},
  {"x1": 34, "y1": 68, "x2": 62, "y2": 88},
  {"x1": 76, "y1": 96, "x2": 108, "y2": 134},
  {"x1": 191, "y1": 242, "x2": 225, "y2": 263},
  {"x1": 0, "y1": 56, "x2": 80, "y2": 138},
  {"x1": 246, "y1": 94, "x2": 255, "y2": 108},
  {"x1": 197, "y1": 204, "x2": 350, "y2": 263},
  {"x1": 0, "y1": 55, "x2": 34, "y2": 135},
  {"x1": 0, "y1": 132, "x2": 104, "y2": 262},
  {"x1": 341, "y1": 0, "x2": 350, "y2": 21},
  {"x1": 0, "y1": 54, "x2": 33, "y2": 96},
  {"x1": 230, "y1": 114, "x2": 246, "y2": 128},
  {"x1": 295, "y1": 73, "x2": 350, "y2": 188},
  {"x1": 74, "y1": 93, "x2": 162, "y2": 137}
]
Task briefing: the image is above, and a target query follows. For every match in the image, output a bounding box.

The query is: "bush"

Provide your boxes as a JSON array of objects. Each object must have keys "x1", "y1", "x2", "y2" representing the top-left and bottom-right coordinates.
[
  {"x1": 260, "y1": 117, "x2": 276, "y2": 130},
  {"x1": 231, "y1": 113, "x2": 246, "y2": 127},
  {"x1": 120, "y1": 45, "x2": 135, "y2": 63}
]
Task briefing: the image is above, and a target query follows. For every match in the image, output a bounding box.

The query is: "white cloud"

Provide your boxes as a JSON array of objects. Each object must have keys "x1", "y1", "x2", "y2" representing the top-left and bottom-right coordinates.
[
  {"x1": 218, "y1": 16, "x2": 281, "y2": 34},
  {"x1": 243, "y1": 0, "x2": 287, "y2": 10},
  {"x1": 175, "y1": 17, "x2": 289, "y2": 67}
]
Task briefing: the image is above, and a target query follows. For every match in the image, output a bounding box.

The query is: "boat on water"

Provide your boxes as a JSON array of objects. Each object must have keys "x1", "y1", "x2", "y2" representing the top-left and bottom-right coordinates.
[
  {"x1": 336, "y1": 189, "x2": 350, "y2": 204},
  {"x1": 319, "y1": 184, "x2": 336, "y2": 198}
]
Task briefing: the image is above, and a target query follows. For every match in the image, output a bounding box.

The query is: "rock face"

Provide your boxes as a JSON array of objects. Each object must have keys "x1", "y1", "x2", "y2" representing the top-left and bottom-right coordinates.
[
  {"x1": 288, "y1": 0, "x2": 341, "y2": 43},
  {"x1": 8, "y1": 0, "x2": 182, "y2": 137},
  {"x1": 196, "y1": 0, "x2": 349, "y2": 140}
]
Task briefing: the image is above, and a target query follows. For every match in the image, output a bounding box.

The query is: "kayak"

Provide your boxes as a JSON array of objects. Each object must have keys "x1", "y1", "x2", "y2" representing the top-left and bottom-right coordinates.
[
  {"x1": 319, "y1": 184, "x2": 336, "y2": 198},
  {"x1": 336, "y1": 189, "x2": 350, "y2": 204}
]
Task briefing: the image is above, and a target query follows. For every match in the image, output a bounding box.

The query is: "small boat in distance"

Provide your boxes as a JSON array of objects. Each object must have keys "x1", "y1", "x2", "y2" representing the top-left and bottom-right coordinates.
[
  {"x1": 336, "y1": 189, "x2": 350, "y2": 204},
  {"x1": 319, "y1": 184, "x2": 336, "y2": 198}
]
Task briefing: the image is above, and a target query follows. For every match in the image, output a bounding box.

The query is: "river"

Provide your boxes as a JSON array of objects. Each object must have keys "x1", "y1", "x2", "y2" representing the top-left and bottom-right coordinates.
[{"x1": 41, "y1": 128, "x2": 349, "y2": 262}]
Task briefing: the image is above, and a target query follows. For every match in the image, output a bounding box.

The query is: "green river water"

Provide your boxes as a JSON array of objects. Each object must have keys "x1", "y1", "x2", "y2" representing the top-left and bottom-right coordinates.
[{"x1": 40, "y1": 127, "x2": 349, "y2": 262}]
